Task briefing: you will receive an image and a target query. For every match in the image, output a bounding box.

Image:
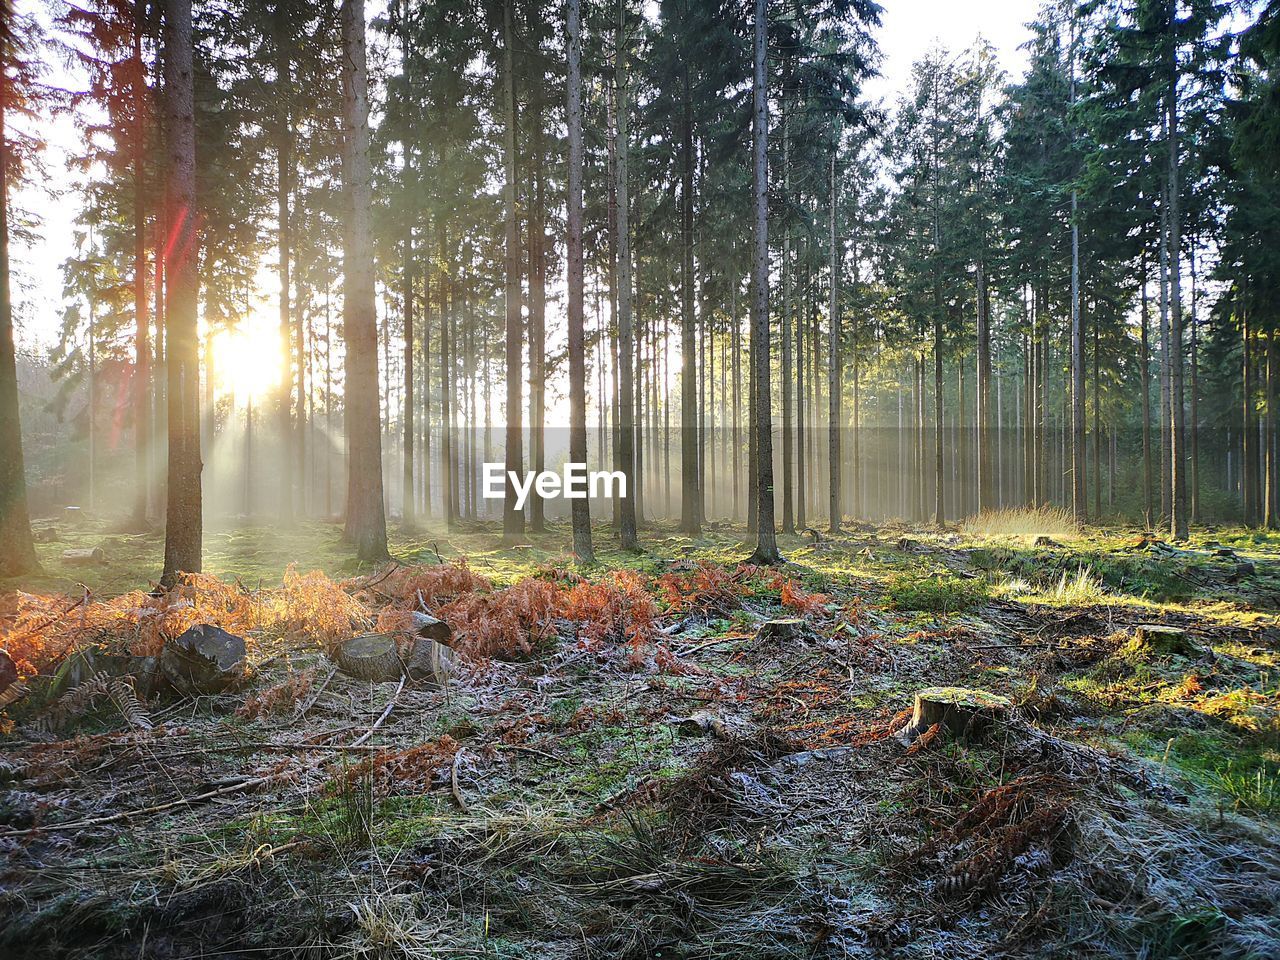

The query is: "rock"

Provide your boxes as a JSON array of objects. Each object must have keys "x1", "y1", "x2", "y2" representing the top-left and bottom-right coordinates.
[
  {"x1": 160, "y1": 625, "x2": 247, "y2": 694},
  {"x1": 756, "y1": 618, "x2": 811, "y2": 643},
  {"x1": 61, "y1": 547, "x2": 105, "y2": 565},
  {"x1": 901, "y1": 687, "x2": 1012, "y2": 741},
  {"x1": 1127, "y1": 624, "x2": 1200, "y2": 658},
  {"x1": 671, "y1": 711, "x2": 727, "y2": 738}
]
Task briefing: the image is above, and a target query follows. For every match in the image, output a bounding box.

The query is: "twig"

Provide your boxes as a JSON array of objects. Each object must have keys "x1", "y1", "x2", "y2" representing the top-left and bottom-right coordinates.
[
  {"x1": 294, "y1": 666, "x2": 338, "y2": 719},
  {"x1": 350, "y1": 675, "x2": 406, "y2": 748}
]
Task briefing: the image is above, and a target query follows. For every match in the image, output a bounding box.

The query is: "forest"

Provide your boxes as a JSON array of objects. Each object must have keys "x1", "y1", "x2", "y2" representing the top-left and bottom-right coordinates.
[{"x1": 0, "y1": 0, "x2": 1279, "y2": 955}]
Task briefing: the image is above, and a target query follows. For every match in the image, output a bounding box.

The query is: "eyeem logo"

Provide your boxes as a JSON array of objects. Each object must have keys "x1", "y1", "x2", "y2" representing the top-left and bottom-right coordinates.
[{"x1": 482, "y1": 463, "x2": 627, "y2": 510}]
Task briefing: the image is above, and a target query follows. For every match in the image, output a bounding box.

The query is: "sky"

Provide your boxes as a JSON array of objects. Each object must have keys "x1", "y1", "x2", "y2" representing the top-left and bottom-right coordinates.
[{"x1": 10, "y1": 0, "x2": 1039, "y2": 354}]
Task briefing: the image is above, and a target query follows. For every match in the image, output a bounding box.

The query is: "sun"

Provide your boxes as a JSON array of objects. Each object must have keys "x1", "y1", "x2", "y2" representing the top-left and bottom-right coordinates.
[{"x1": 210, "y1": 324, "x2": 281, "y2": 406}]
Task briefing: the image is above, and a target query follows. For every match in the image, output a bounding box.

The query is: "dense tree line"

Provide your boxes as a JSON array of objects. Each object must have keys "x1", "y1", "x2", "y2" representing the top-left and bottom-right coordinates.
[{"x1": 0, "y1": 0, "x2": 1277, "y2": 577}]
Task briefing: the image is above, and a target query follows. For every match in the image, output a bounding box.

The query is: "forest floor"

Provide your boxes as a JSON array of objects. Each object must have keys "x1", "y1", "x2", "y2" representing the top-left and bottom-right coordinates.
[{"x1": 2, "y1": 512, "x2": 1279, "y2": 958}]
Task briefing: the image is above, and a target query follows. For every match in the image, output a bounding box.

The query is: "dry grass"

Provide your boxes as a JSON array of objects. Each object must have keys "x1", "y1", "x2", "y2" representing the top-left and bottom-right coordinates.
[{"x1": 961, "y1": 506, "x2": 1082, "y2": 541}]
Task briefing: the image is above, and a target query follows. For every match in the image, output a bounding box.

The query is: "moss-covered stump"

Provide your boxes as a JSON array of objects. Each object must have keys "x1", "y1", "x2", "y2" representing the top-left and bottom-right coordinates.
[
  {"x1": 160, "y1": 625, "x2": 247, "y2": 694},
  {"x1": 902, "y1": 687, "x2": 1012, "y2": 740},
  {"x1": 1128, "y1": 624, "x2": 1201, "y2": 658}
]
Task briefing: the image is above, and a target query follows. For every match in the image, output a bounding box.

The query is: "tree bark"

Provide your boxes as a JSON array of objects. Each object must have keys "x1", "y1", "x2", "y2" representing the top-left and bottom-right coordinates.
[
  {"x1": 615, "y1": 0, "x2": 637, "y2": 548},
  {"x1": 827, "y1": 148, "x2": 841, "y2": 535},
  {"x1": 501, "y1": 0, "x2": 524, "y2": 544},
  {"x1": 747, "y1": 0, "x2": 779, "y2": 564},
  {"x1": 160, "y1": 0, "x2": 202, "y2": 585},
  {"x1": 566, "y1": 0, "x2": 593, "y2": 562},
  {"x1": 339, "y1": 0, "x2": 389, "y2": 562}
]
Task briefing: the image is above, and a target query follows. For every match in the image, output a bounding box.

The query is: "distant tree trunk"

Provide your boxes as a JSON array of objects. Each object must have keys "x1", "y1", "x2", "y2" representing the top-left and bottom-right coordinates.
[
  {"x1": 679, "y1": 60, "x2": 699, "y2": 536},
  {"x1": 1189, "y1": 246, "x2": 1200, "y2": 524},
  {"x1": 0, "y1": 49, "x2": 38, "y2": 576},
  {"x1": 1159, "y1": 185, "x2": 1171, "y2": 521},
  {"x1": 1243, "y1": 303, "x2": 1256, "y2": 527},
  {"x1": 500, "y1": 0, "x2": 524, "y2": 544},
  {"x1": 975, "y1": 258, "x2": 990, "y2": 513},
  {"x1": 730, "y1": 272, "x2": 741, "y2": 521},
  {"x1": 160, "y1": 0, "x2": 202, "y2": 586},
  {"x1": 399, "y1": 8, "x2": 415, "y2": 529},
  {"x1": 131, "y1": 10, "x2": 150, "y2": 529},
  {"x1": 1266, "y1": 328, "x2": 1277, "y2": 530},
  {"x1": 747, "y1": 0, "x2": 779, "y2": 565},
  {"x1": 273, "y1": 10, "x2": 294, "y2": 525},
  {"x1": 827, "y1": 148, "x2": 841, "y2": 535},
  {"x1": 527, "y1": 84, "x2": 547, "y2": 533},
  {"x1": 566, "y1": 0, "x2": 593, "y2": 562},
  {"x1": 615, "y1": 0, "x2": 637, "y2": 549},
  {"x1": 780, "y1": 107, "x2": 794, "y2": 535},
  {"x1": 1070, "y1": 186, "x2": 1085, "y2": 523},
  {"x1": 339, "y1": 0, "x2": 389, "y2": 562},
  {"x1": 1166, "y1": 81, "x2": 1188, "y2": 541},
  {"x1": 1141, "y1": 252, "x2": 1153, "y2": 524},
  {"x1": 1092, "y1": 305, "x2": 1101, "y2": 521}
]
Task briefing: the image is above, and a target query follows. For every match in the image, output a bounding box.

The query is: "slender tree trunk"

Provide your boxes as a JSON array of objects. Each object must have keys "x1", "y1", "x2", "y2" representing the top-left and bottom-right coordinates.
[
  {"x1": 528, "y1": 93, "x2": 547, "y2": 533},
  {"x1": 1070, "y1": 184, "x2": 1085, "y2": 523},
  {"x1": 1243, "y1": 304, "x2": 1256, "y2": 526},
  {"x1": 339, "y1": 0, "x2": 389, "y2": 562},
  {"x1": 679, "y1": 58, "x2": 699, "y2": 536},
  {"x1": 160, "y1": 0, "x2": 202, "y2": 583},
  {"x1": 616, "y1": 0, "x2": 637, "y2": 548},
  {"x1": 827, "y1": 148, "x2": 841, "y2": 534},
  {"x1": 501, "y1": 0, "x2": 524, "y2": 543},
  {"x1": 0, "y1": 51, "x2": 38, "y2": 575},
  {"x1": 1266, "y1": 329, "x2": 1277, "y2": 530},
  {"x1": 566, "y1": 0, "x2": 593, "y2": 561},
  {"x1": 399, "y1": 8, "x2": 415, "y2": 528},
  {"x1": 1141, "y1": 252, "x2": 1153, "y2": 525},
  {"x1": 275, "y1": 13, "x2": 294, "y2": 524},
  {"x1": 780, "y1": 107, "x2": 794, "y2": 534},
  {"x1": 1167, "y1": 82, "x2": 1188, "y2": 540},
  {"x1": 131, "y1": 11, "x2": 151, "y2": 528},
  {"x1": 747, "y1": 0, "x2": 779, "y2": 564}
]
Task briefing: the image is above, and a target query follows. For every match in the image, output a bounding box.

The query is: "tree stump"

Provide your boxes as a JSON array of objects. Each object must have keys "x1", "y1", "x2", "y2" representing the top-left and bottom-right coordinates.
[
  {"x1": 334, "y1": 633, "x2": 457, "y2": 686},
  {"x1": 0, "y1": 650, "x2": 22, "y2": 709},
  {"x1": 160, "y1": 625, "x2": 247, "y2": 694},
  {"x1": 1128, "y1": 624, "x2": 1200, "y2": 658},
  {"x1": 405, "y1": 611, "x2": 452, "y2": 647},
  {"x1": 402, "y1": 637, "x2": 456, "y2": 688},
  {"x1": 902, "y1": 687, "x2": 1011, "y2": 741},
  {"x1": 61, "y1": 547, "x2": 105, "y2": 565},
  {"x1": 333, "y1": 634, "x2": 403, "y2": 682},
  {"x1": 757, "y1": 618, "x2": 810, "y2": 643}
]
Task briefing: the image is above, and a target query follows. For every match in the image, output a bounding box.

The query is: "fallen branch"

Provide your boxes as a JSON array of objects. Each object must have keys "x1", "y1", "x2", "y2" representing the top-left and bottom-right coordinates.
[{"x1": 350, "y1": 674, "x2": 406, "y2": 748}]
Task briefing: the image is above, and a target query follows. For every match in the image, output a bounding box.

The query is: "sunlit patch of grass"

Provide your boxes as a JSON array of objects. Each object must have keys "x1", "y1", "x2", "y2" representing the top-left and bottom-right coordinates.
[
  {"x1": 884, "y1": 573, "x2": 989, "y2": 613},
  {"x1": 960, "y1": 505, "x2": 1081, "y2": 541},
  {"x1": 1213, "y1": 760, "x2": 1280, "y2": 816},
  {"x1": 1049, "y1": 566, "x2": 1109, "y2": 604}
]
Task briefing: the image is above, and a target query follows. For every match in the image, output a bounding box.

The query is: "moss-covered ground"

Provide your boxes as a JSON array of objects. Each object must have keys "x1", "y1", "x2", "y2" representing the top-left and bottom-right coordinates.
[{"x1": 2, "y1": 513, "x2": 1279, "y2": 958}]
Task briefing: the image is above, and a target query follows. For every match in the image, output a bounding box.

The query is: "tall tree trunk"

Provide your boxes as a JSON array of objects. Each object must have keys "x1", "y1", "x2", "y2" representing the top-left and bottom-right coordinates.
[
  {"x1": 566, "y1": 0, "x2": 593, "y2": 562},
  {"x1": 1070, "y1": 185, "x2": 1085, "y2": 523},
  {"x1": 160, "y1": 0, "x2": 202, "y2": 584},
  {"x1": 975, "y1": 258, "x2": 991, "y2": 513},
  {"x1": 501, "y1": 0, "x2": 524, "y2": 544},
  {"x1": 275, "y1": 11, "x2": 294, "y2": 524},
  {"x1": 339, "y1": 0, "x2": 389, "y2": 561},
  {"x1": 615, "y1": 0, "x2": 637, "y2": 548},
  {"x1": 131, "y1": 8, "x2": 151, "y2": 528},
  {"x1": 747, "y1": 0, "x2": 779, "y2": 564},
  {"x1": 780, "y1": 107, "x2": 794, "y2": 534},
  {"x1": 1141, "y1": 251, "x2": 1153, "y2": 525},
  {"x1": 827, "y1": 148, "x2": 841, "y2": 535},
  {"x1": 399, "y1": 6, "x2": 415, "y2": 528},
  {"x1": 1166, "y1": 77, "x2": 1188, "y2": 541},
  {"x1": 0, "y1": 44, "x2": 38, "y2": 576},
  {"x1": 1243, "y1": 303, "x2": 1256, "y2": 526},
  {"x1": 528, "y1": 82, "x2": 547, "y2": 533},
  {"x1": 679, "y1": 58, "x2": 699, "y2": 535}
]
